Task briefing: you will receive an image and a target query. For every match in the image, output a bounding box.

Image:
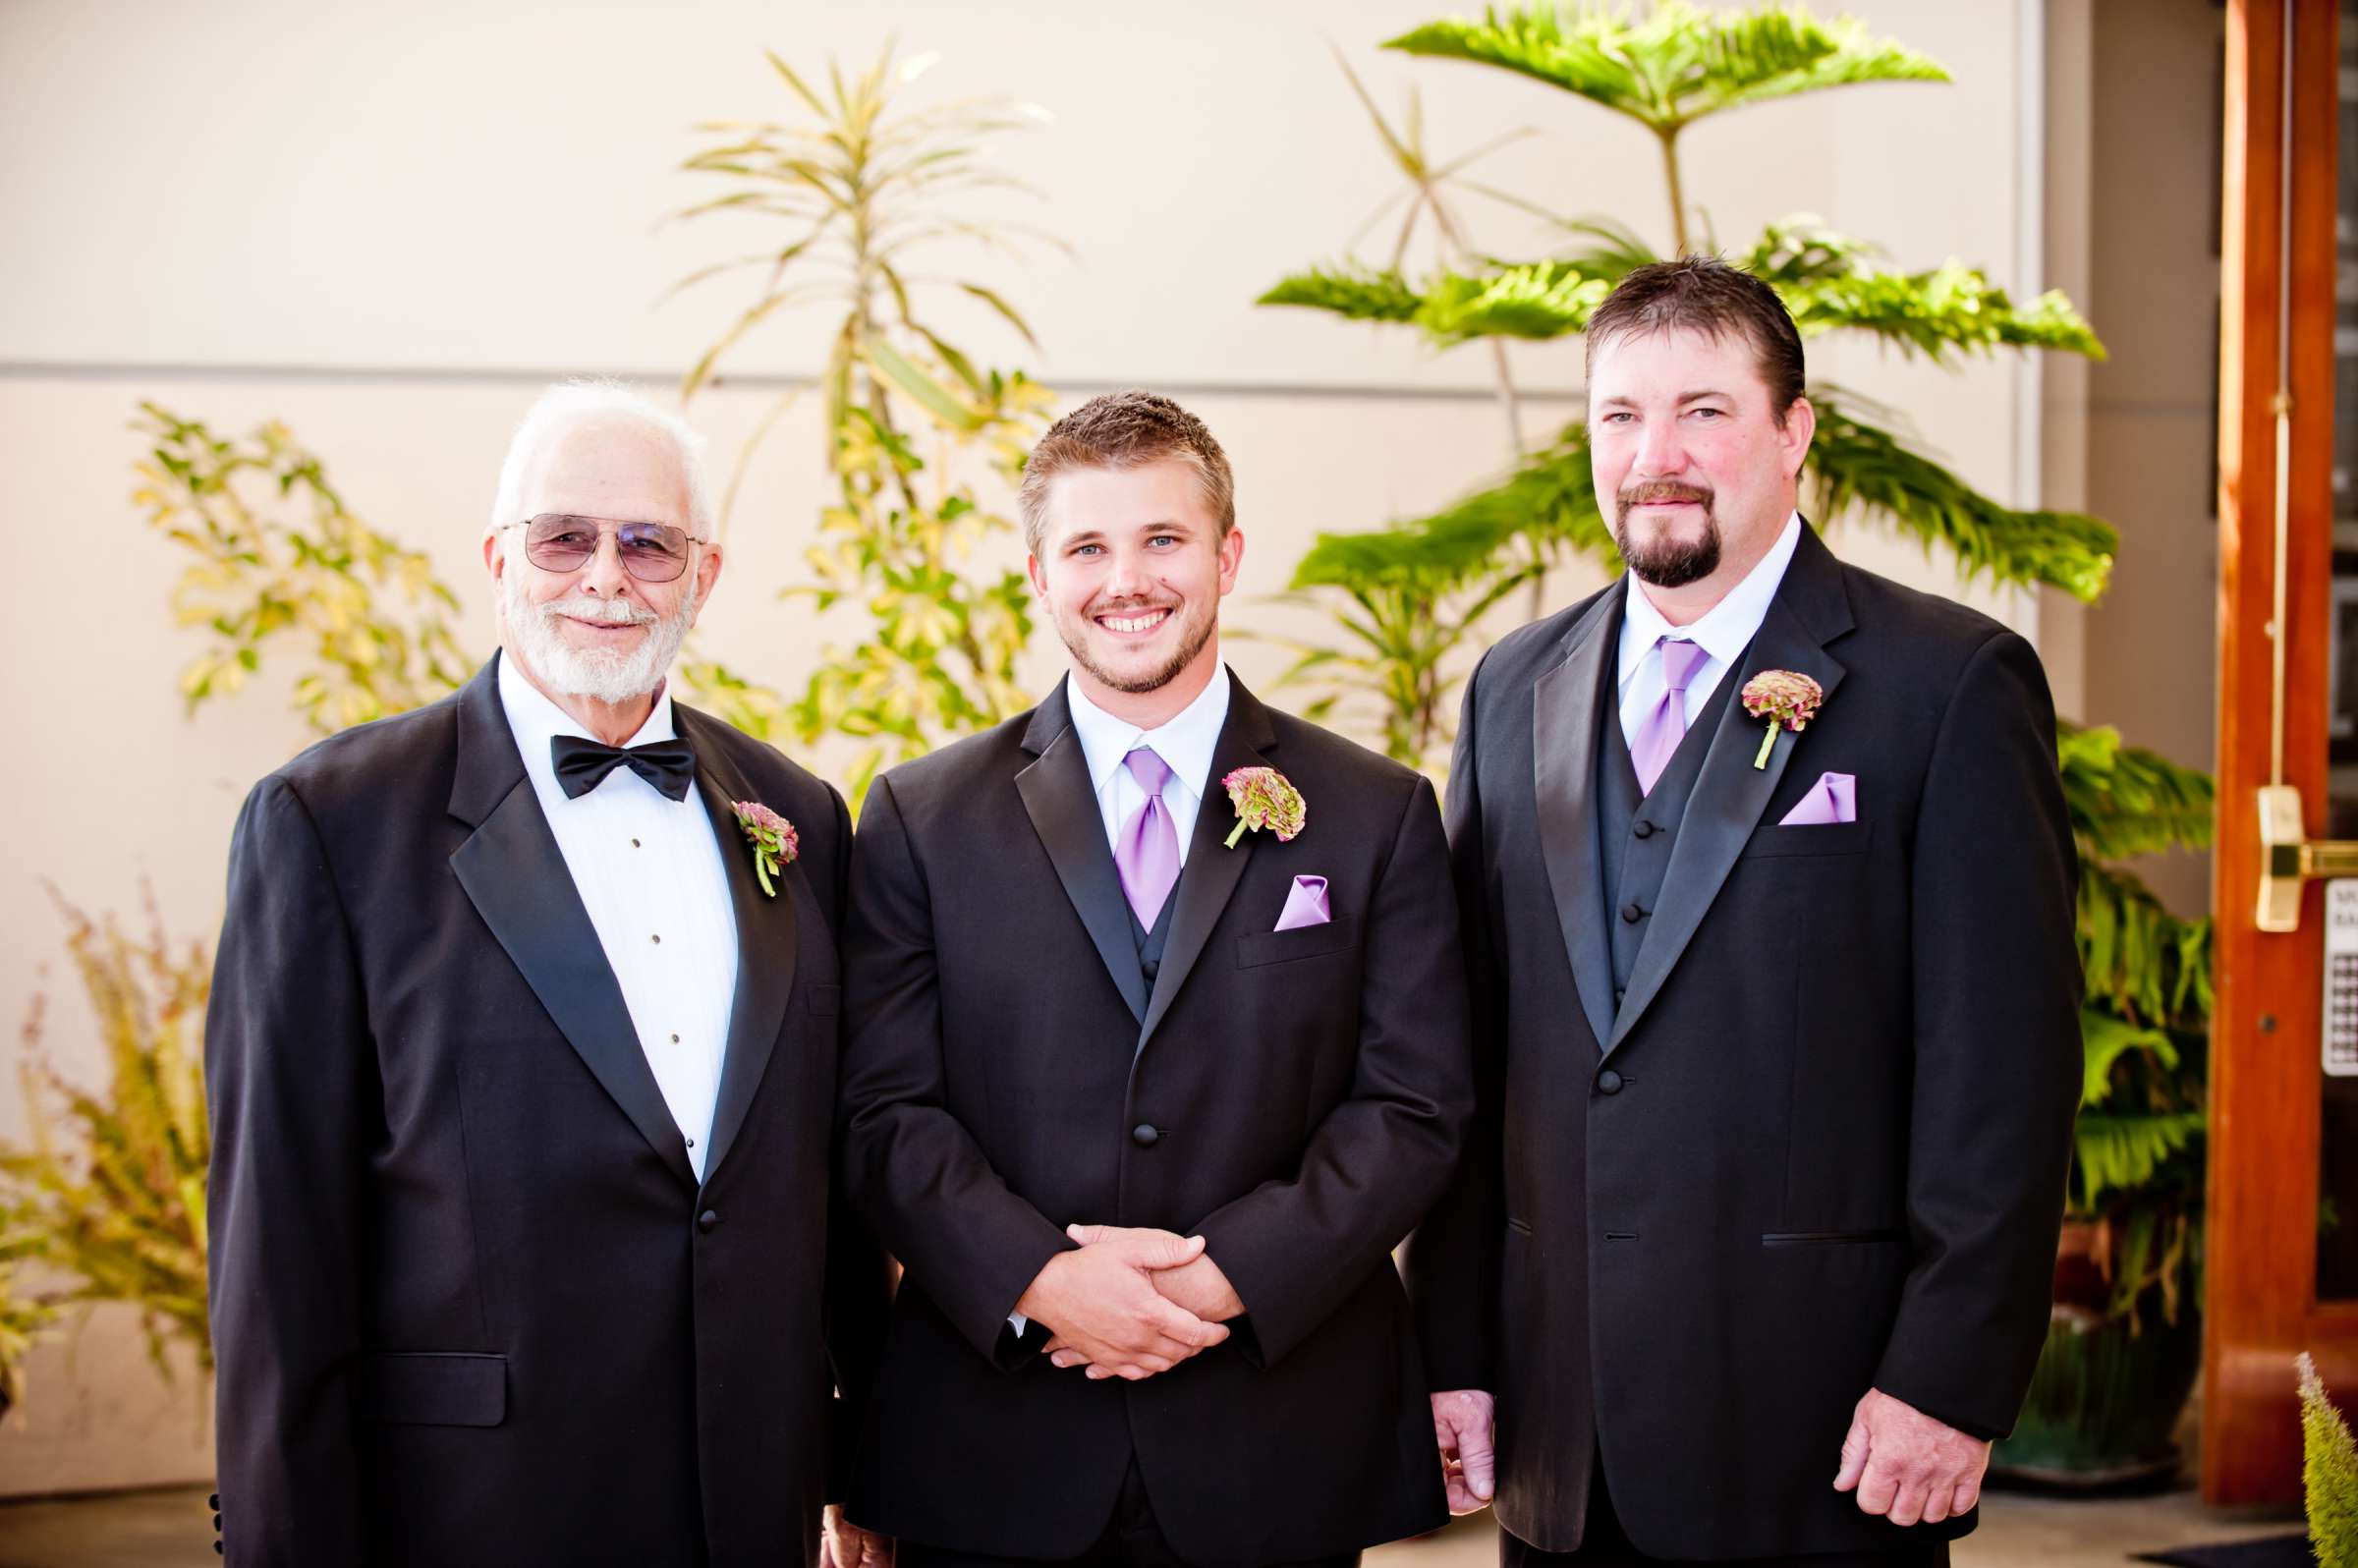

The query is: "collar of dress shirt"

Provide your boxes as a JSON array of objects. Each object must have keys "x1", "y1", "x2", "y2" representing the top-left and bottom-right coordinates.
[
  {"x1": 496, "y1": 648, "x2": 678, "y2": 799},
  {"x1": 1064, "y1": 662, "x2": 1232, "y2": 804},
  {"x1": 1617, "y1": 511, "x2": 1804, "y2": 688}
]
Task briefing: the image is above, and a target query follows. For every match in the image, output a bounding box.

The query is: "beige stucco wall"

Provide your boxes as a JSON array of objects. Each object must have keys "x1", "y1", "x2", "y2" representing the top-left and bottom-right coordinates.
[{"x1": 0, "y1": 0, "x2": 2035, "y2": 1494}]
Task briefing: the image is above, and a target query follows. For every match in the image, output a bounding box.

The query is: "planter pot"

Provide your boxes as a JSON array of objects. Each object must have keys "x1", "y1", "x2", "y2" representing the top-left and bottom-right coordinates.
[{"x1": 1988, "y1": 1299, "x2": 2203, "y2": 1490}]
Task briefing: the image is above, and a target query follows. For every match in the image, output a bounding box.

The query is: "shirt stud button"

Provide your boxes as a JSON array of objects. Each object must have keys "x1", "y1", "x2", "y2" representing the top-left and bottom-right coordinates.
[
  {"x1": 651, "y1": 933, "x2": 662, "y2": 944},
  {"x1": 632, "y1": 838, "x2": 642, "y2": 848}
]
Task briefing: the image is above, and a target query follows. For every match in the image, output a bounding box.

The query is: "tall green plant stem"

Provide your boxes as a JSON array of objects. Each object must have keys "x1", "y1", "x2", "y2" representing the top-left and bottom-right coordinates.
[{"x1": 1660, "y1": 129, "x2": 1691, "y2": 256}]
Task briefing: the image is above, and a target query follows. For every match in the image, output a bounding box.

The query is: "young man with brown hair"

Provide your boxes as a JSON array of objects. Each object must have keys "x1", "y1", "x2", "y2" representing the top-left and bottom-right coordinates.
[{"x1": 839, "y1": 392, "x2": 1473, "y2": 1567}]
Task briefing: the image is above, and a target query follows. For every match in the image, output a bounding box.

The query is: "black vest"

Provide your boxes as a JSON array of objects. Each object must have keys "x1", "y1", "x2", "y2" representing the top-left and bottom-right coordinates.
[
  {"x1": 1597, "y1": 640, "x2": 1747, "y2": 1021},
  {"x1": 1130, "y1": 886, "x2": 1179, "y2": 994}
]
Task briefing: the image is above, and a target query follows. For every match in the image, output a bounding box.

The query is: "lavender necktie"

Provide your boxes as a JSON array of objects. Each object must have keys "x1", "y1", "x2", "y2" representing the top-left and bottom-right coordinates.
[
  {"x1": 1115, "y1": 747, "x2": 1181, "y2": 929},
  {"x1": 1629, "y1": 639, "x2": 1711, "y2": 796}
]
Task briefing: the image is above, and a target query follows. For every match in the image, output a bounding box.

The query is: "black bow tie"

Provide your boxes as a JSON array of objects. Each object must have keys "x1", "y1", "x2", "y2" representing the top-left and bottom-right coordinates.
[{"x1": 550, "y1": 735, "x2": 698, "y2": 802}]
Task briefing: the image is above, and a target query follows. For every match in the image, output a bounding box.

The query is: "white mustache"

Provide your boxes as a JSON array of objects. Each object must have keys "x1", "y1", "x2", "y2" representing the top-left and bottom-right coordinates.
[{"x1": 538, "y1": 594, "x2": 656, "y2": 627}]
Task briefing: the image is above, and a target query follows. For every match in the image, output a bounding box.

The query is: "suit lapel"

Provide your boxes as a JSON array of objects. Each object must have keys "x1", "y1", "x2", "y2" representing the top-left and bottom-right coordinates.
[
  {"x1": 1532, "y1": 583, "x2": 1626, "y2": 1054},
  {"x1": 1606, "y1": 527, "x2": 1854, "y2": 1056},
  {"x1": 685, "y1": 713, "x2": 798, "y2": 1186},
  {"x1": 1016, "y1": 680, "x2": 1151, "y2": 1026},
  {"x1": 447, "y1": 656, "x2": 699, "y2": 1191},
  {"x1": 1135, "y1": 681, "x2": 1280, "y2": 1052}
]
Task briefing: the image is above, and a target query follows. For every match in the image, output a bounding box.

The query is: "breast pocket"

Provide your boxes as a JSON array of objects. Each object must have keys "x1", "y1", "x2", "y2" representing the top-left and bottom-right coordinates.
[
  {"x1": 1234, "y1": 914, "x2": 1360, "y2": 970},
  {"x1": 1740, "y1": 820, "x2": 1873, "y2": 859},
  {"x1": 360, "y1": 1351, "x2": 507, "y2": 1428}
]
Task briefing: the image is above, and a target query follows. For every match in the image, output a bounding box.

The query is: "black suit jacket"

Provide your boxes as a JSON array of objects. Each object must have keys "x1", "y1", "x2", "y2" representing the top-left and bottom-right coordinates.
[
  {"x1": 1405, "y1": 528, "x2": 2081, "y2": 1558},
  {"x1": 205, "y1": 655, "x2": 890, "y2": 1567},
  {"x1": 838, "y1": 674, "x2": 1471, "y2": 1566}
]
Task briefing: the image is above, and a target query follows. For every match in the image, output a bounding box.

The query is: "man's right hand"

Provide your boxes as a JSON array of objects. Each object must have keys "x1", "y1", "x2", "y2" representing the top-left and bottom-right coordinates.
[
  {"x1": 1015, "y1": 1227, "x2": 1230, "y2": 1380},
  {"x1": 1432, "y1": 1389, "x2": 1497, "y2": 1514}
]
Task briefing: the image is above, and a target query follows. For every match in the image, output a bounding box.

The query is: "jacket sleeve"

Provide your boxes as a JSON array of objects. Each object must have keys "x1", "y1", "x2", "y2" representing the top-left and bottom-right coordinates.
[
  {"x1": 1401, "y1": 651, "x2": 1507, "y2": 1392},
  {"x1": 836, "y1": 775, "x2": 1073, "y2": 1364},
  {"x1": 818, "y1": 782, "x2": 893, "y2": 1501},
  {"x1": 1872, "y1": 630, "x2": 2082, "y2": 1439},
  {"x1": 1191, "y1": 773, "x2": 1475, "y2": 1368},
  {"x1": 205, "y1": 775, "x2": 374, "y2": 1566}
]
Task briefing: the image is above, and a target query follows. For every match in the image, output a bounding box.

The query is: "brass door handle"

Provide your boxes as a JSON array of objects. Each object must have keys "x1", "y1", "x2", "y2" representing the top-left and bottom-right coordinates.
[{"x1": 2257, "y1": 784, "x2": 2358, "y2": 929}]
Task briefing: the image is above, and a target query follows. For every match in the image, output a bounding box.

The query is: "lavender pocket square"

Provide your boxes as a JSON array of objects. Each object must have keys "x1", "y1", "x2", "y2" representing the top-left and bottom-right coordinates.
[
  {"x1": 1779, "y1": 771, "x2": 1857, "y2": 826},
  {"x1": 1273, "y1": 875, "x2": 1331, "y2": 931}
]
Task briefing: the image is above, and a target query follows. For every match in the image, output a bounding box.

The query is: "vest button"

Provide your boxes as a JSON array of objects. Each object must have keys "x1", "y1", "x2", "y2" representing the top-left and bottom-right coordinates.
[
  {"x1": 1620, "y1": 902, "x2": 1646, "y2": 924},
  {"x1": 1132, "y1": 1123, "x2": 1160, "y2": 1148},
  {"x1": 698, "y1": 1209, "x2": 719, "y2": 1233},
  {"x1": 1598, "y1": 1070, "x2": 1624, "y2": 1095},
  {"x1": 1633, "y1": 820, "x2": 1656, "y2": 839}
]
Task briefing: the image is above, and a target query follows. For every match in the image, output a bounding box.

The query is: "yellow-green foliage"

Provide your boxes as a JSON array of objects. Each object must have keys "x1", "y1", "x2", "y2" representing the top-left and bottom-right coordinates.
[
  {"x1": 669, "y1": 43, "x2": 1059, "y2": 810},
  {"x1": 5, "y1": 892, "x2": 211, "y2": 1377},
  {"x1": 134, "y1": 404, "x2": 473, "y2": 733},
  {"x1": 2303, "y1": 1353, "x2": 2358, "y2": 1566}
]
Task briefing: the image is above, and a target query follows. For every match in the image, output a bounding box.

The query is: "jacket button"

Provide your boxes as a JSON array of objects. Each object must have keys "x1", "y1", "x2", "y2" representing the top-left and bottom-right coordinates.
[
  {"x1": 1131, "y1": 1123, "x2": 1160, "y2": 1148},
  {"x1": 1633, "y1": 820, "x2": 1656, "y2": 839},
  {"x1": 1620, "y1": 902, "x2": 1646, "y2": 924},
  {"x1": 1598, "y1": 1070, "x2": 1623, "y2": 1094},
  {"x1": 698, "y1": 1209, "x2": 719, "y2": 1233},
  {"x1": 208, "y1": 1495, "x2": 220, "y2": 1511}
]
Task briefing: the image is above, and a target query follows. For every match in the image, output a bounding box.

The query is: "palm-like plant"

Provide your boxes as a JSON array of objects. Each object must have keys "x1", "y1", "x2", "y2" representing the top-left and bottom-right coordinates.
[
  {"x1": 1258, "y1": 9, "x2": 2115, "y2": 777},
  {"x1": 668, "y1": 44, "x2": 1060, "y2": 805}
]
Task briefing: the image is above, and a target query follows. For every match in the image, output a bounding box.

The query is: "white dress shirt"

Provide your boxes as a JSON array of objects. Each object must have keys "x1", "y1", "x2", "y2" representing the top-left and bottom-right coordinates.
[
  {"x1": 1616, "y1": 513, "x2": 1803, "y2": 750},
  {"x1": 498, "y1": 653, "x2": 739, "y2": 1182},
  {"x1": 1065, "y1": 663, "x2": 1233, "y2": 865}
]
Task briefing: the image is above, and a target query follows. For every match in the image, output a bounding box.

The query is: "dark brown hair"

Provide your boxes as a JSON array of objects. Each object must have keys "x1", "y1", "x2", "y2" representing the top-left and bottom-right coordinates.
[
  {"x1": 1016, "y1": 391, "x2": 1236, "y2": 555},
  {"x1": 1585, "y1": 256, "x2": 1807, "y2": 424}
]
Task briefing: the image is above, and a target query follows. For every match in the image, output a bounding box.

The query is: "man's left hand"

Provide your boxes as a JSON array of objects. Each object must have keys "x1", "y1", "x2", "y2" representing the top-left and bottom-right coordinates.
[
  {"x1": 1046, "y1": 1224, "x2": 1244, "y2": 1377},
  {"x1": 822, "y1": 1504, "x2": 892, "y2": 1568},
  {"x1": 1832, "y1": 1387, "x2": 1990, "y2": 1526}
]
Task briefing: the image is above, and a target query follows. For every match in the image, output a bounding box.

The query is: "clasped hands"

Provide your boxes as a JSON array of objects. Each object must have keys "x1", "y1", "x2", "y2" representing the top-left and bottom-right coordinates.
[{"x1": 1018, "y1": 1224, "x2": 1243, "y2": 1381}]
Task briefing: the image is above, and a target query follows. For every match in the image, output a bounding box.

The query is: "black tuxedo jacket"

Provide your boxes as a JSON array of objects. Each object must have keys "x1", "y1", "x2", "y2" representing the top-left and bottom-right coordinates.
[
  {"x1": 205, "y1": 655, "x2": 889, "y2": 1567},
  {"x1": 837, "y1": 674, "x2": 1471, "y2": 1566},
  {"x1": 1405, "y1": 528, "x2": 2081, "y2": 1558}
]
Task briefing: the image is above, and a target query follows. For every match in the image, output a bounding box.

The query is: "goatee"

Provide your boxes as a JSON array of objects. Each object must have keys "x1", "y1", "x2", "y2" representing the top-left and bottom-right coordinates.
[{"x1": 1613, "y1": 483, "x2": 1721, "y2": 588}]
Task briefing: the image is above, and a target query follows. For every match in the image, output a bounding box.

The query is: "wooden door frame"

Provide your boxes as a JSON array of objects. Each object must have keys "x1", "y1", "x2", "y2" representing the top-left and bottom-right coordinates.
[{"x1": 2205, "y1": 0, "x2": 2341, "y2": 1506}]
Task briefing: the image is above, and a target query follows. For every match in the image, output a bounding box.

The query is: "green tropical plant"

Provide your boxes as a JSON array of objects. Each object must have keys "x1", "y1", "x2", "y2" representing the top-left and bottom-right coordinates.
[
  {"x1": 2305, "y1": 1353, "x2": 2358, "y2": 1566},
  {"x1": 3, "y1": 890, "x2": 213, "y2": 1379},
  {"x1": 0, "y1": 1211, "x2": 57, "y2": 1419},
  {"x1": 668, "y1": 42, "x2": 1060, "y2": 807},
  {"x1": 1259, "y1": 6, "x2": 2116, "y2": 763},
  {"x1": 135, "y1": 404, "x2": 474, "y2": 734}
]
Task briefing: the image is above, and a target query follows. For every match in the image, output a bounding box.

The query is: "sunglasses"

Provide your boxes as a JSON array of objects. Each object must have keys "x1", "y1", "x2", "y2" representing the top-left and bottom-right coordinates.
[{"x1": 499, "y1": 514, "x2": 706, "y2": 584}]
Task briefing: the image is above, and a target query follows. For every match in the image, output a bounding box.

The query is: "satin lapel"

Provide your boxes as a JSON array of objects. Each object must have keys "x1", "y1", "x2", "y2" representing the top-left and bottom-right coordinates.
[
  {"x1": 687, "y1": 719, "x2": 798, "y2": 1186},
  {"x1": 450, "y1": 738, "x2": 700, "y2": 1193},
  {"x1": 1606, "y1": 532, "x2": 1852, "y2": 1056},
  {"x1": 1532, "y1": 584, "x2": 1625, "y2": 1055},
  {"x1": 1016, "y1": 681, "x2": 1151, "y2": 1026},
  {"x1": 1135, "y1": 682, "x2": 1280, "y2": 1053}
]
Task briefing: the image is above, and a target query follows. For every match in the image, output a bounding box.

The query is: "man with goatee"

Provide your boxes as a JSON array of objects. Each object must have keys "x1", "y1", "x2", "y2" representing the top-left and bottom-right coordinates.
[{"x1": 1407, "y1": 259, "x2": 2080, "y2": 1565}]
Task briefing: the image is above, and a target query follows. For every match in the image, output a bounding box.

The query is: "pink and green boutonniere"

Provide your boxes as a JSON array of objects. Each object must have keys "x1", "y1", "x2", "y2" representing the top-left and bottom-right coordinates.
[
  {"x1": 730, "y1": 801, "x2": 799, "y2": 897},
  {"x1": 1222, "y1": 766, "x2": 1307, "y2": 849},
  {"x1": 1739, "y1": 670, "x2": 1826, "y2": 769}
]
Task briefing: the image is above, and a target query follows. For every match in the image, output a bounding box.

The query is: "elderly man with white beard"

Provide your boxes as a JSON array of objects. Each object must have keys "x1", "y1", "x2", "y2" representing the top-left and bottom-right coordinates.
[{"x1": 204, "y1": 381, "x2": 892, "y2": 1568}]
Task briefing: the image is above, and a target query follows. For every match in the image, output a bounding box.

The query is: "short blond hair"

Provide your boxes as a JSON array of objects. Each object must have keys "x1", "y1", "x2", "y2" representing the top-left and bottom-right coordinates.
[{"x1": 1016, "y1": 391, "x2": 1235, "y2": 555}]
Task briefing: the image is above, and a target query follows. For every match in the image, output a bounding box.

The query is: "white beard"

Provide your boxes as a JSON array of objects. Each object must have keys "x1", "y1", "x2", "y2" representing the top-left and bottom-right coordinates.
[{"x1": 500, "y1": 566, "x2": 692, "y2": 706}]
